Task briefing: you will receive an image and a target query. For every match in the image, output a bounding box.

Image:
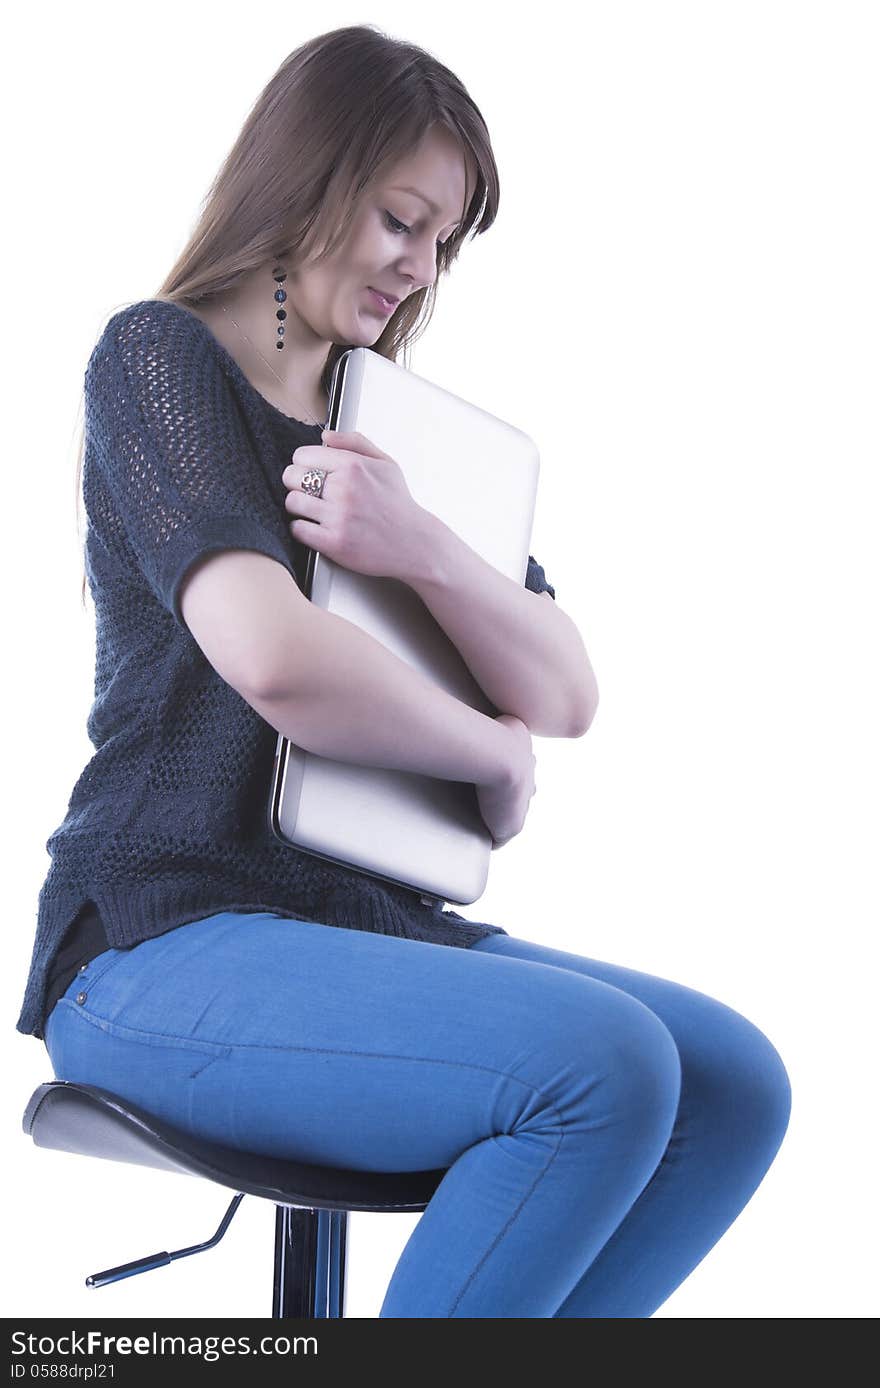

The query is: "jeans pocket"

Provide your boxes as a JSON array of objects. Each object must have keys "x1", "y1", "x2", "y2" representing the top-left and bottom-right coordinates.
[
  {"x1": 81, "y1": 945, "x2": 136, "y2": 988},
  {"x1": 44, "y1": 996, "x2": 234, "y2": 1140},
  {"x1": 44, "y1": 945, "x2": 139, "y2": 1064}
]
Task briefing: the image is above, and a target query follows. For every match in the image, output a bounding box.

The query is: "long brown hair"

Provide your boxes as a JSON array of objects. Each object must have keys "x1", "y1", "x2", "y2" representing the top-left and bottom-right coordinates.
[{"x1": 76, "y1": 22, "x2": 500, "y2": 606}]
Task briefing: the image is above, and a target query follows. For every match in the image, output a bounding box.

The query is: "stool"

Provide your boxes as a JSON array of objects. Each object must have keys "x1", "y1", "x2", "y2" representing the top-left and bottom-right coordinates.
[{"x1": 23, "y1": 1080, "x2": 447, "y2": 1317}]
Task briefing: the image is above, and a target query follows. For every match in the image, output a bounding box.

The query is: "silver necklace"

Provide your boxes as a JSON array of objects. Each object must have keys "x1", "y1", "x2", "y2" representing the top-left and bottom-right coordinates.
[{"x1": 220, "y1": 303, "x2": 326, "y2": 428}]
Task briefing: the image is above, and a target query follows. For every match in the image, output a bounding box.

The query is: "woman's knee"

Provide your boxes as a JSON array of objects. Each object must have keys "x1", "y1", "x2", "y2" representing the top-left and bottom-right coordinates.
[
  {"x1": 515, "y1": 977, "x2": 682, "y2": 1141},
  {"x1": 593, "y1": 986, "x2": 682, "y2": 1130},
  {"x1": 731, "y1": 1010, "x2": 792, "y2": 1147},
  {"x1": 687, "y1": 995, "x2": 793, "y2": 1155}
]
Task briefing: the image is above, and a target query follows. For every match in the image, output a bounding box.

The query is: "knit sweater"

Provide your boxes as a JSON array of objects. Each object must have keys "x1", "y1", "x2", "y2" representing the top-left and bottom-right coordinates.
[{"x1": 16, "y1": 298, "x2": 556, "y2": 1040}]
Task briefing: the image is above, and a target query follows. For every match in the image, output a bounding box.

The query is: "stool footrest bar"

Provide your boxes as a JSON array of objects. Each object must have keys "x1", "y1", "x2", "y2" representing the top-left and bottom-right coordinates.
[{"x1": 85, "y1": 1191, "x2": 246, "y2": 1288}]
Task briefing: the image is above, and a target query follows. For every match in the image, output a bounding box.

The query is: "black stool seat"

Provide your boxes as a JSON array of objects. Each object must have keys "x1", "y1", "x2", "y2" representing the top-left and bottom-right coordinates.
[
  {"x1": 24, "y1": 1081, "x2": 449, "y2": 1316},
  {"x1": 24, "y1": 1081, "x2": 445, "y2": 1212}
]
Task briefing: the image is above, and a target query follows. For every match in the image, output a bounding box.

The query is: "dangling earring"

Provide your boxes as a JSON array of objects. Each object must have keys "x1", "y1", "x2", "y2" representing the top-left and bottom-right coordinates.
[{"x1": 272, "y1": 262, "x2": 287, "y2": 351}]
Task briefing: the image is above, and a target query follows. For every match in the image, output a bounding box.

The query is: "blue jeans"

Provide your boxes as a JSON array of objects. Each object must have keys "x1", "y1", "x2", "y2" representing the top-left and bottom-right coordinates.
[{"x1": 43, "y1": 911, "x2": 791, "y2": 1318}]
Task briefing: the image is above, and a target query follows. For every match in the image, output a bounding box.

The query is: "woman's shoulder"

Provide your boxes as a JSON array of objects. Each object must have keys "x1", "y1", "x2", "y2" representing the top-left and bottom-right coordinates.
[
  {"x1": 98, "y1": 297, "x2": 209, "y2": 356},
  {"x1": 85, "y1": 298, "x2": 229, "y2": 408}
]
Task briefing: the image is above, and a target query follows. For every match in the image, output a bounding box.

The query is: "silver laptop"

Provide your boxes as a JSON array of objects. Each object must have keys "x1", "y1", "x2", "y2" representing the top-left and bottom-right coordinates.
[{"x1": 267, "y1": 346, "x2": 542, "y2": 907}]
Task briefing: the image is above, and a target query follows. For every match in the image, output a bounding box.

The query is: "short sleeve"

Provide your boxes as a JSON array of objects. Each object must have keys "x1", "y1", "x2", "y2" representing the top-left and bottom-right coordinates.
[
  {"x1": 84, "y1": 299, "x2": 300, "y2": 631},
  {"x1": 525, "y1": 553, "x2": 556, "y2": 600}
]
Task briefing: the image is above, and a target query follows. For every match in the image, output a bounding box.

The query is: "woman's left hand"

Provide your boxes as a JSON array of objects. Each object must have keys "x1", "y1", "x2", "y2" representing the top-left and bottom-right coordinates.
[{"x1": 281, "y1": 429, "x2": 429, "y2": 581}]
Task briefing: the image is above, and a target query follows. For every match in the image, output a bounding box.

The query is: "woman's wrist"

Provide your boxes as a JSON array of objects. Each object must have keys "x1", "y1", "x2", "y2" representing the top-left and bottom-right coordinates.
[{"x1": 474, "y1": 713, "x2": 513, "y2": 790}]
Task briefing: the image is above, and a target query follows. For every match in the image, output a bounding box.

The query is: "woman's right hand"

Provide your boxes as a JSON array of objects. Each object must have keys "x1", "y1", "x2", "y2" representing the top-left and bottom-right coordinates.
[{"x1": 475, "y1": 713, "x2": 537, "y2": 849}]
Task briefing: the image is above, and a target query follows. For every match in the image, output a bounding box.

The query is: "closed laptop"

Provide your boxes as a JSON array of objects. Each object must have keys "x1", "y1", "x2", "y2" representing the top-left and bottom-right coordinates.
[{"x1": 268, "y1": 346, "x2": 542, "y2": 906}]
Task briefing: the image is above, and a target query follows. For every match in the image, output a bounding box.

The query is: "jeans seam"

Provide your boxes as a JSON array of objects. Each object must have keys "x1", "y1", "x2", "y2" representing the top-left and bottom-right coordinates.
[
  {"x1": 49, "y1": 999, "x2": 569, "y2": 1121},
  {"x1": 48, "y1": 999, "x2": 232, "y2": 1059},
  {"x1": 448, "y1": 1127, "x2": 566, "y2": 1316}
]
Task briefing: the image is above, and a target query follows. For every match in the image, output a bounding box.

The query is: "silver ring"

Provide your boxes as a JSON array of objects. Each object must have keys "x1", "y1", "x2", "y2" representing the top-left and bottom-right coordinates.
[{"x1": 301, "y1": 467, "x2": 327, "y2": 499}]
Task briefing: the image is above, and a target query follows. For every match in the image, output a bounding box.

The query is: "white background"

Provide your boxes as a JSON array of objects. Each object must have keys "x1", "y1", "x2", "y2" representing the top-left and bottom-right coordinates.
[{"x1": 4, "y1": 0, "x2": 877, "y2": 1320}]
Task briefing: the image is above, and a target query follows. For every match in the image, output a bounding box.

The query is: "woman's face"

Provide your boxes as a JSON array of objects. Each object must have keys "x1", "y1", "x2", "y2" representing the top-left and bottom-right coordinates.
[{"x1": 290, "y1": 126, "x2": 476, "y2": 346}]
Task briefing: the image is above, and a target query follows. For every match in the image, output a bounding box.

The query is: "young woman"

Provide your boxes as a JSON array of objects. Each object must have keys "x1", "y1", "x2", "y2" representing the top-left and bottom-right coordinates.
[{"x1": 18, "y1": 25, "x2": 791, "y2": 1317}]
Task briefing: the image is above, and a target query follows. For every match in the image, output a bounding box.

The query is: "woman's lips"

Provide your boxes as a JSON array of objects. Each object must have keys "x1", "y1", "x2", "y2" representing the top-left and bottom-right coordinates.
[{"x1": 367, "y1": 287, "x2": 398, "y2": 315}]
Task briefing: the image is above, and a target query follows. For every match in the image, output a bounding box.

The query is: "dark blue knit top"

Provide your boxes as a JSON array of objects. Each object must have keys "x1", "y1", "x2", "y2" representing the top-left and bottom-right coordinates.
[{"x1": 16, "y1": 298, "x2": 556, "y2": 1040}]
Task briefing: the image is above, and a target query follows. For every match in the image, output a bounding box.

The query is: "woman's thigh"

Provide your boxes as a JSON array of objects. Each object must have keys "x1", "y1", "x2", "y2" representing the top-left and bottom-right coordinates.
[
  {"x1": 471, "y1": 930, "x2": 793, "y2": 1150},
  {"x1": 43, "y1": 910, "x2": 681, "y2": 1175}
]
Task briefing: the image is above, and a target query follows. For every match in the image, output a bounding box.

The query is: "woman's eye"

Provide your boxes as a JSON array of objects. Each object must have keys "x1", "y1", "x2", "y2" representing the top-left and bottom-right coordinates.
[
  {"x1": 384, "y1": 210, "x2": 445, "y2": 252},
  {"x1": 384, "y1": 211, "x2": 410, "y2": 235}
]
